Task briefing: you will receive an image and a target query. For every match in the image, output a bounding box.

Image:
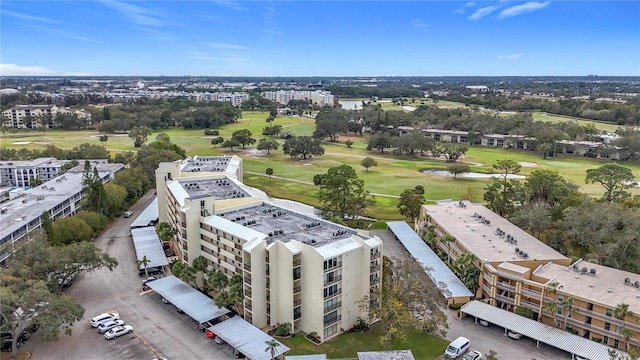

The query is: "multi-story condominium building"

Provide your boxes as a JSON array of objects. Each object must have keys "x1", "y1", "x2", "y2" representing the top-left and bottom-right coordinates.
[
  {"x1": 263, "y1": 90, "x2": 335, "y2": 107},
  {"x1": 155, "y1": 156, "x2": 382, "y2": 343},
  {"x1": 0, "y1": 158, "x2": 69, "y2": 187},
  {"x1": 418, "y1": 200, "x2": 640, "y2": 352},
  {"x1": 480, "y1": 134, "x2": 535, "y2": 150},
  {"x1": 0, "y1": 161, "x2": 124, "y2": 263},
  {"x1": 1, "y1": 105, "x2": 91, "y2": 128},
  {"x1": 192, "y1": 92, "x2": 250, "y2": 107},
  {"x1": 2, "y1": 105, "x2": 58, "y2": 128},
  {"x1": 421, "y1": 129, "x2": 469, "y2": 143}
]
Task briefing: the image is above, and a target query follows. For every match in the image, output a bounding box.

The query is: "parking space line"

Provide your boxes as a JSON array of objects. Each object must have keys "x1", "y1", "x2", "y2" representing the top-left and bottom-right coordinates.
[{"x1": 134, "y1": 333, "x2": 165, "y2": 359}]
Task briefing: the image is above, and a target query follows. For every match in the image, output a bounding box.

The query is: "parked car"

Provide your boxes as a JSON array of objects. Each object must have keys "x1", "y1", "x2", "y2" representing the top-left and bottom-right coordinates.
[
  {"x1": 478, "y1": 319, "x2": 490, "y2": 327},
  {"x1": 124, "y1": 211, "x2": 134, "y2": 218},
  {"x1": 142, "y1": 277, "x2": 158, "y2": 286},
  {"x1": 104, "y1": 325, "x2": 133, "y2": 340},
  {"x1": 463, "y1": 350, "x2": 484, "y2": 360},
  {"x1": 1, "y1": 339, "x2": 20, "y2": 352},
  {"x1": 139, "y1": 267, "x2": 163, "y2": 277},
  {"x1": 97, "y1": 320, "x2": 125, "y2": 334},
  {"x1": 90, "y1": 310, "x2": 120, "y2": 327},
  {"x1": 2, "y1": 331, "x2": 31, "y2": 342},
  {"x1": 507, "y1": 330, "x2": 523, "y2": 340}
]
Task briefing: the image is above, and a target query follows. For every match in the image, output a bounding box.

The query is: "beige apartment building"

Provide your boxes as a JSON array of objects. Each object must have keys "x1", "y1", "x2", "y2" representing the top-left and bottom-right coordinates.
[
  {"x1": 418, "y1": 200, "x2": 640, "y2": 352},
  {"x1": 2, "y1": 105, "x2": 59, "y2": 128},
  {"x1": 155, "y1": 156, "x2": 382, "y2": 342}
]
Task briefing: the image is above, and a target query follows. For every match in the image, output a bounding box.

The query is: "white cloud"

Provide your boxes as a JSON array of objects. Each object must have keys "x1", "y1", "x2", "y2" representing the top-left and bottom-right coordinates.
[
  {"x1": 497, "y1": 2, "x2": 551, "y2": 19},
  {"x1": 2, "y1": 10, "x2": 64, "y2": 24},
  {"x1": 468, "y1": 5, "x2": 501, "y2": 20},
  {"x1": 497, "y1": 53, "x2": 524, "y2": 60},
  {"x1": 204, "y1": 42, "x2": 248, "y2": 50},
  {"x1": 465, "y1": 2, "x2": 476, "y2": 7},
  {"x1": 0, "y1": 63, "x2": 56, "y2": 76},
  {"x1": 101, "y1": 0, "x2": 164, "y2": 27},
  {"x1": 411, "y1": 19, "x2": 429, "y2": 29}
]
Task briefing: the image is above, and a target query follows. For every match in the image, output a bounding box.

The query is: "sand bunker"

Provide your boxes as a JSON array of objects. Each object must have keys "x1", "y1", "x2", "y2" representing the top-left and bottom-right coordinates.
[
  {"x1": 34, "y1": 141, "x2": 52, "y2": 145},
  {"x1": 519, "y1": 162, "x2": 538, "y2": 167},
  {"x1": 12, "y1": 141, "x2": 31, "y2": 145},
  {"x1": 422, "y1": 169, "x2": 526, "y2": 179}
]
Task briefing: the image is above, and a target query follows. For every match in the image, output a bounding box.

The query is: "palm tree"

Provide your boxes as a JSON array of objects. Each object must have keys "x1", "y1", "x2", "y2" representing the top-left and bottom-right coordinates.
[
  {"x1": 228, "y1": 274, "x2": 244, "y2": 316},
  {"x1": 207, "y1": 269, "x2": 229, "y2": 294},
  {"x1": 620, "y1": 328, "x2": 635, "y2": 351},
  {"x1": 561, "y1": 297, "x2": 576, "y2": 330},
  {"x1": 192, "y1": 255, "x2": 209, "y2": 290},
  {"x1": 264, "y1": 339, "x2": 281, "y2": 360},
  {"x1": 542, "y1": 301, "x2": 560, "y2": 328},
  {"x1": 137, "y1": 255, "x2": 151, "y2": 279},
  {"x1": 614, "y1": 303, "x2": 632, "y2": 328},
  {"x1": 440, "y1": 234, "x2": 456, "y2": 262},
  {"x1": 179, "y1": 265, "x2": 196, "y2": 286}
]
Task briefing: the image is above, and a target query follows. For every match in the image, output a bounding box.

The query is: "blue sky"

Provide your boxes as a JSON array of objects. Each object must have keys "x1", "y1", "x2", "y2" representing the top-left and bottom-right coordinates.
[{"x1": 1, "y1": 1, "x2": 639, "y2": 76}]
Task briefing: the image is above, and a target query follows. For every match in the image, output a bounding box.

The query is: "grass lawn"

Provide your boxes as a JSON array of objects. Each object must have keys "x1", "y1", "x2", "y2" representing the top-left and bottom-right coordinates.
[
  {"x1": 280, "y1": 323, "x2": 449, "y2": 359},
  {"x1": 531, "y1": 112, "x2": 620, "y2": 132}
]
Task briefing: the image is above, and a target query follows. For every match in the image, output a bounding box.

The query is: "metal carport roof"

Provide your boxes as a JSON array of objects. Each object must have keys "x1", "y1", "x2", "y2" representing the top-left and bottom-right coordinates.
[
  {"x1": 461, "y1": 300, "x2": 629, "y2": 360},
  {"x1": 286, "y1": 355, "x2": 327, "y2": 360},
  {"x1": 147, "y1": 275, "x2": 230, "y2": 324},
  {"x1": 131, "y1": 226, "x2": 169, "y2": 269},
  {"x1": 130, "y1": 198, "x2": 159, "y2": 229},
  {"x1": 357, "y1": 350, "x2": 416, "y2": 360},
  {"x1": 387, "y1": 221, "x2": 473, "y2": 299},
  {"x1": 208, "y1": 316, "x2": 290, "y2": 360}
]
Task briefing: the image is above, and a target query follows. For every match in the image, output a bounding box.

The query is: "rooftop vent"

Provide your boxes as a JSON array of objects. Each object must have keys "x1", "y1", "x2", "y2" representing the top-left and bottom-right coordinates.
[
  {"x1": 0, "y1": 208, "x2": 8, "y2": 214},
  {"x1": 625, "y1": 278, "x2": 631, "y2": 285},
  {"x1": 515, "y1": 247, "x2": 519, "y2": 253},
  {"x1": 636, "y1": 281, "x2": 640, "y2": 288},
  {"x1": 590, "y1": 268, "x2": 596, "y2": 275},
  {"x1": 581, "y1": 267, "x2": 588, "y2": 274}
]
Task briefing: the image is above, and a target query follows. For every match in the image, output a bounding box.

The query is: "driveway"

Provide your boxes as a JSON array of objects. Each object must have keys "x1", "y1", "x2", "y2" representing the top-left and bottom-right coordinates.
[
  {"x1": 370, "y1": 228, "x2": 571, "y2": 360},
  {"x1": 23, "y1": 191, "x2": 236, "y2": 360}
]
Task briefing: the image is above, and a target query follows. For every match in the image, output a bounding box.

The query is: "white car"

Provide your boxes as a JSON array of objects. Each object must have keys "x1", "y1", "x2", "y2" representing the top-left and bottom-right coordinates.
[
  {"x1": 90, "y1": 310, "x2": 119, "y2": 327},
  {"x1": 104, "y1": 325, "x2": 133, "y2": 340},
  {"x1": 507, "y1": 330, "x2": 523, "y2": 340},
  {"x1": 124, "y1": 211, "x2": 134, "y2": 218},
  {"x1": 97, "y1": 319, "x2": 125, "y2": 334},
  {"x1": 463, "y1": 350, "x2": 484, "y2": 360}
]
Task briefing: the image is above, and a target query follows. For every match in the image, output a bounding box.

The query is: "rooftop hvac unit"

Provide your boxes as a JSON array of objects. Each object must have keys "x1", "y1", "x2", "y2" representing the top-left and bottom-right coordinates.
[
  {"x1": 636, "y1": 281, "x2": 640, "y2": 288},
  {"x1": 515, "y1": 247, "x2": 519, "y2": 253},
  {"x1": 522, "y1": 253, "x2": 528, "y2": 259},
  {"x1": 581, "y1": 267, "x2": 588, "y2": 274},
  {"x1": 625, "y1": 278, "x2": 631, "y2": 285},
  {"x1": 590, "y1": 268, "x2": 596, "y2": 275}
]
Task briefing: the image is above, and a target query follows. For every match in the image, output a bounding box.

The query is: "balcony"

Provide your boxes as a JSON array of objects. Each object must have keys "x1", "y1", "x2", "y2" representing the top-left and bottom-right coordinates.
[
  {"x1": 371, "y1": 251, "x2": 381, "y2": 260},
  {"x1": 243, "y1": 263, "x2": 251, "y2": 271},
  {"x1": 293, "y1": 259, "x2": 301, "y2": 267},
  {"x1": 519, "y1": 299, "x2": 540, "y2": 311},
  {"x1": 294, "y1": 299, "x2": 302, "y2": 307},
  {"x1": 244, "y1": 289, "x2": 252, "y2": 298},
  {"x1": 574, "y1": 308, "x2": 640, "y2": 333},
  {"x1": 520, "y1": 287, "x2": 542, "y2": 299},
  {"x1": 370, "y1": 263, "x2": 381, "y2": 272},
  {"x1": 370, "y1": 277, "x2": 380, "y2": 286},
  {"x1": 293, "y1": 286, "x2": 302, "y2": 294},
  {"x1": 324, "y1": 275, "x2": 342, "y2": 287},
  {"x1": 244, "y1": 276, "x2": 251, "y2": 285},
  {"x1": 324, "y1": 262, "x2": 342, "y2": 272},
  {"x1": 245, "y1": 303, "x2": 252, "y2": 311},
  {"x1": 324, "y1": 315, "x2": 342, "y2": 327},
  {"x1": 495, "y1": 294, "x2": 514, "y2": 305},
  {"x1": 324, "y1": 302, "x2": 341, "y2": 314},
  {"x1": 496, "y1": 282, "x2": 516, "y2": 292},
  {"x1": 324, "y1": 288, "x2": 342, "y2": 299}
]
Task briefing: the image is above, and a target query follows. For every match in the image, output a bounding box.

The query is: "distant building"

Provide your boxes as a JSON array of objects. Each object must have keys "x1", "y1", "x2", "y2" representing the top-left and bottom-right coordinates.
[
  {"x1": 0, "y1": 158, "x2": 69, "y2": 187},
  {"x1": 465, "y1": 85, "x2": 489, "y2": 92},
  {"x1": 421, "y1": 129, "x2": 469, "y2": 143},
  {"x1": 0, "y1": 161, "x2": 124, "y2": 263},
  {"x1": 155, "y1": 155, "x2": 382, "y2": 343},
  {"x1": 2, "y1": 105, "x2": 58, "y2": 128},
  {"x1": 264, "y1": 90, "x2": 335, "y2": 107}
]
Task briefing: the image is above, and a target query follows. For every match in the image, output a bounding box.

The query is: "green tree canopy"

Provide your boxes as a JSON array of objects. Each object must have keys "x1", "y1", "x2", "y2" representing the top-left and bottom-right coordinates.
[
  {"x1": 585, "y1": 163, "x2": 635, "y2": 202},
  {"x1": 360, "y1": 157, "x2": 378, "y2": 172},
  {"x1": 231, "y1": 129, "x2": 256, "y2": 149},
  {"x1": 319, "y1": 165, "x2": 375, "y2": 220},
  {"x1": 397, "y1": 185, "x2": 425, "y2": 221},
  {"x1": 257, "y1": 138, "x2": 279, "y2": 154},
  {"x1": 52, "y1": 217, "x2": 94, "y2": 245},
  {"x1": 129, "y1": 125, "x2": 152, "y2": 147},
  {"x1": 283, "y1": 136, "x2": 325, "y2": 160}
]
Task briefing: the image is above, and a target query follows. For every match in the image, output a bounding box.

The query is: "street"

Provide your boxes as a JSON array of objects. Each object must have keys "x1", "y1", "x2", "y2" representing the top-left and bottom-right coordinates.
[{"x1": 23, "y1": 191, "x2": 236, "y2": 360}]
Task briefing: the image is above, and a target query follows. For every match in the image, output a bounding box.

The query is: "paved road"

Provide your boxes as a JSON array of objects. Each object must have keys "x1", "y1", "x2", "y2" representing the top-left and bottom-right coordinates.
[
  {"x1": 370, "y1": 229, "x2": 572, "y2": 360},
  {"x1": 23, "y1": 191, "x2": 237, "y2": 360}
]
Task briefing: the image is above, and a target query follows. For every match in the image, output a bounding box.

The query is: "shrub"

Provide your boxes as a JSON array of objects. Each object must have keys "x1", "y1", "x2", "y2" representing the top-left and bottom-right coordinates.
[
  {"x1": 592, "y1": 337, "x2": 602, "y2": 343},
  {"x1": 514, "y1": 306, "x2": 536, "y2": 319},
  {"x1": 275, "y1": 322, "x2": 291, "y2": 336},
  {"x1": 204, "y1": 129, "x2": 219, "y2": 136},
  {"x1": 449, "y1": 303, "x2": 464, "y2": 310}
]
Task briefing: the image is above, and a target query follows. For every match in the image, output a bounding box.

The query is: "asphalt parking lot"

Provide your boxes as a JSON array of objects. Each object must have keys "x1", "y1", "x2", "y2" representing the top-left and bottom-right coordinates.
[{"x1": 23, "y1": 191, "x2": 236, "y2": 360}]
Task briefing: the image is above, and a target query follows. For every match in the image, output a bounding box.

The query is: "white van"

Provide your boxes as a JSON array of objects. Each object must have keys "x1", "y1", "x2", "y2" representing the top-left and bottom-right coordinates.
[
  {"x1": 444, "y1": 336, "x2": 470, "y2": 358},
  {"x1": 90, "y1": 311, "x2": 120, "y2": 327}
]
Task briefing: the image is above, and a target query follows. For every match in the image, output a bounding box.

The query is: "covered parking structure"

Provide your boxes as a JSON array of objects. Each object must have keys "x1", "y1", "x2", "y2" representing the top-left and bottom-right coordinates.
[
  {"x1": 131, "y1": 226, "x2": 168, "y2": 272},
  {"x1": 130, "y1": 198, "x2": 159, "y2": 229},
  {"x1": 461, "y1": 301, "x2": 629, "y2": 360},
  {"x1": 146, "y1": 275, "x2": 230, "y2": 326},
  {"x1": 208, "y1": 316, "x2": 290, "y2": 360},
  {"x1": 387, "y1": 221, "x2": 473, "y2": 304}
]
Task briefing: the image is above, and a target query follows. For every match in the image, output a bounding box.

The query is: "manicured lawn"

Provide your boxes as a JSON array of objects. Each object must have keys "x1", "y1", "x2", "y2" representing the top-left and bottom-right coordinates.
[
  {"x1": 280, "y1": 323, "x2": 449, "y2": 359},
  {"x1": 531, "y1": 112, "x2": 620, "y2": 132}
]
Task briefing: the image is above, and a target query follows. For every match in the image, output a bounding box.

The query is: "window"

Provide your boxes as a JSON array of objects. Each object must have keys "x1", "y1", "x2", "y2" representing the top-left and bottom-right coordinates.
[
  {"x1": 323, "y1": 311, "x2": 338, "y2": 324},
  {"x1": 603, "y1": 336, "x2": 609, "y2": 345},
  {"x1": 557, "y1": 294, "x2": 564, "y2": 302},
  {"x1": 613, "y1": 339, "x2": 619, "y2": 349},
  {"x1": 324, "y1": 284, "x2": 338, "y2": 298},
  {"x1": 606, "y1": 308, "x2": 612, "y2": 317},
  {"x1": 293, "y1": 267, "x2": 301, "y2": 280},
  {"x1": 605, "y1": 322, "x2": 611, "y2": 331},
  {"x1": 324, "y1": 258, "x2": 337, "y2": 270},
  {"x1": 323, "y1": 324, "x2": 337, "y2": 339}
]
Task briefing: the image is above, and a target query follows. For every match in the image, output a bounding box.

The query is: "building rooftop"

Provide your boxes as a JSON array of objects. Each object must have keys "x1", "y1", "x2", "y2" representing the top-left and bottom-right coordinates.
[
  {"x1": 534, "y1": 260, "x2": 640, "y2": 314},
  {"x1": 421, "y1": 129, "x2": 469, "y2": 135},
  {"x1": 423, "y1": 201, "x2": 568, "y2": 264},
  {"x1": 168, "y1": 177, "x2": 250, "y2": 205},
  {"x1": 0, "y1": 157, "x2": 67, "y2": 169},
  {"x1": 180, "y1": 156, "x2": 234, "y2": 173},
  {"x1": 213, "y1": 202, "x2": 367, "y2": 248},
  {"x1": 0, "y1": 165, "x2": 122, "y2": 241}
]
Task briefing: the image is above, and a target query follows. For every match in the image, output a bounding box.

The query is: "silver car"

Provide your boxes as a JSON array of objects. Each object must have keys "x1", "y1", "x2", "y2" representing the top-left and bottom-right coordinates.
[
  {"x1": 97, "y1": 319, "x2": 125, "y2": 334},
  {"x1": 104, "y1": 325, "x2": 133, "y2": 340}
]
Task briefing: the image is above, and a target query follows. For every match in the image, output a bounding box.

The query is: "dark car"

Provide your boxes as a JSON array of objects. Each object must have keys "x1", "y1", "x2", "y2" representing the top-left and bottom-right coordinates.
[
  {"x1": 1, "y1": 331, "x2": 31, "y2": 342},
  {"x1": 1, "y1": 339, "x2": 21, "y2": 352}
]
